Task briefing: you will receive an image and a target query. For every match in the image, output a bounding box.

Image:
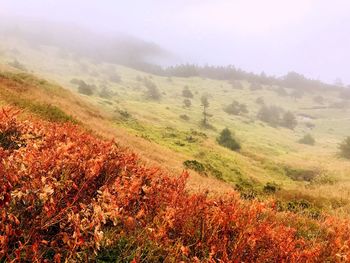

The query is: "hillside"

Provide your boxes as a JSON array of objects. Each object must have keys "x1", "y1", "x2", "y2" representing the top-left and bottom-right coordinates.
[
  {"x1": 1, "y1": 102, "x2": 350, "y2": 262},
  {"x1": 1, "y1": 39, "x2": 350, "y2": 215},
  {"x1": 1, "y1": 37, "x2": 350, "y2": 261}
]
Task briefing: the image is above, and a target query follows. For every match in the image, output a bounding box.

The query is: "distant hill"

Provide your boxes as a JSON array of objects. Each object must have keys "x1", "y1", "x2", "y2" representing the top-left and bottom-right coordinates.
[{"x1": 0, "y1": 17, "x2": 174, "y2": 67}]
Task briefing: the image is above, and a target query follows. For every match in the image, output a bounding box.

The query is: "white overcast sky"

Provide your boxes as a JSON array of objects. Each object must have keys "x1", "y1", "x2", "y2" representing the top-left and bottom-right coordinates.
[{"x1": 1, "y1": 0, "x2": 350, "y2": 84}]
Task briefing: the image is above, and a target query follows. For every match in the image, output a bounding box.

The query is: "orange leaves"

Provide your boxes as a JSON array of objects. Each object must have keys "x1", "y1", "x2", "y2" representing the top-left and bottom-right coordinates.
[{"x1": 2, "y1": 107, "x2": 350, "y2": 262}]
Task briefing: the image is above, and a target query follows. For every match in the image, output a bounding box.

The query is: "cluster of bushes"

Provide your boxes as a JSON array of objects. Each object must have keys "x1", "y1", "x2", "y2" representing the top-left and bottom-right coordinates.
[
  {"x1": 217, "y1": 128, "x2": 241, "y2": 151},
  {"x1": 183, "y1": 159, "x2": 222, "y2": 179},
  {"x1": 283, "y1": 166, "x2": 319, "y2": 182},
  {"x1": 298, "y1": 134, "x2": 315, "y2": 145},
  {"x1": 224, "y1": 100, "x2": 248, "y2": 116},
  {"x1": 3, "y1": 108, "x2": 350, "y2": 261},
  {"x1": 70, "y1": 79, "x2": 96, "y2": 96},
  {"x1": 143, "y1": 78, "x2": 161, "y2": 100},
  {"x1": 257, "y1": 105, "x2": 298, "y2": 129}
]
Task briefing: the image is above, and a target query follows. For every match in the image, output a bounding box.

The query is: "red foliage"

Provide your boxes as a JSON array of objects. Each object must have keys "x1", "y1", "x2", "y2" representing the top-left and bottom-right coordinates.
[{"x1": 1, "y1": 107, "x2": 350, "y2": 262}]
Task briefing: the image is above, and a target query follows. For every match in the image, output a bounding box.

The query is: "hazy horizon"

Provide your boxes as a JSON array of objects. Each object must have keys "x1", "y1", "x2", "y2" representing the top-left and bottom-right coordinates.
[{"x1": 1, "y1": 0, "x2": 350, "y2": 85}]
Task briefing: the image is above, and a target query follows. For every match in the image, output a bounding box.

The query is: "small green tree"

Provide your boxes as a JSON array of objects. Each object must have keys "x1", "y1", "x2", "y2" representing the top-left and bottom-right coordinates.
[
  {"x1": 298, "y1": 134, "x2": 315, "y2": 145},
  {"x1": 257, "y1": 105, "x2": 282, "y2": 127},
  {"x1": 340, "y1": 137, "x2": 350, "y2": 159},
  {"x1": 201, "y1": 95, "x2": 210, "y2": 127},
  {"x1": 182, "y1": 86, "x2": 194, "y2": 98},
  {"x1": 224, "y1": 100, "x2": 248, "y2": 115},
  {"x1": 281, "y1": 111, "x2": 298, "y2": 129},
  {"x1": 217, "y1": 128, "x2": 241, "y2": 151},
  {"x1": 144, "y1": 79, "x2": 161, "y2": 100},
  {"x1": 77, "y1": 81, "x2": 94, "y2": 96}
]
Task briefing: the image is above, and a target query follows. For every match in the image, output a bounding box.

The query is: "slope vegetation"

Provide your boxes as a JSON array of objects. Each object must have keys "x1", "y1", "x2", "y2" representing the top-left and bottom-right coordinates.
[{"x1": 1, "y1": 108, "x2": 350, "y2": 262}]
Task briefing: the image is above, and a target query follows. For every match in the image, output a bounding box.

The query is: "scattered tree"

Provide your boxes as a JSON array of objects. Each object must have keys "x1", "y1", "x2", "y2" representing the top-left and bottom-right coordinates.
[
  {"x1": 281, "y1": 111, "x2": 298, "y2": 130},
  {"x1": 298, "y1": 134, "x2": 315, "y2": 145},
  {"x1": 144, "y1": 78, "x2": 161, "y2": 100},
  {"x1": 257, "y1": 105, "x2": 283, "y2": 127},
  {"x1": 200, "y1": 95, "x2": 211, "y2": 127},
  {"x1": 224, "y1": 100, "x2": 248, "y2": 115},
  {"x1": 182, "y1": 86, "x2": 194, "y2": 98},
  {"x1": 340, "y1": 137, "x2": 350, "y2": 159},
  {"x1": 217, "y1": 128, "x2": 241, "y2": 151}
]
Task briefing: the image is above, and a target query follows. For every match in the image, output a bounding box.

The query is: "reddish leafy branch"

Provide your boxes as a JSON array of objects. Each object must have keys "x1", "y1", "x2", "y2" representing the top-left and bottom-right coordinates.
[{"x1": 0, "y1": 107, "x2": 350, "y2": 262}]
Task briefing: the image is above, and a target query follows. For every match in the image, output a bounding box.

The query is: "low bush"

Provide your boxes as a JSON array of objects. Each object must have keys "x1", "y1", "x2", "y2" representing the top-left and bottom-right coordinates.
[
  {"x1": 339, "y1": 136, "x2": 350, "y2": 159},
  {"x1": 263, "y1": 182, "x2": 281, "y2": 194},
  {"x1": 224, "y1": 100, "x2": 248, "y2": 115},
  {"x1": 179, "y1": 114, "x2": 190, "y2": 121},
  {"x1": 183, "y1": 159, "x2": 206, "y2": 174},
  {"x1": 284, "y1": 166, "x2": 318, "y2": 182},
  {"x1": 298, "y1": 134, "x2": 315, "y2": 145},
  {"x1": 182, "y1": 86, "x2": 193, "y2": 98},
  {"x1": 217, "y1": 128, "x2": 241, "y2": 151},
  {"x1": 77, "y1": 80, "x2": 95, "y2": 96}
]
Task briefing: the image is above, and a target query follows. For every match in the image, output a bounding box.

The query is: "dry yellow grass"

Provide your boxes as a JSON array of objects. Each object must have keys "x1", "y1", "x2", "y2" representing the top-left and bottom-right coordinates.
[{"x1": 0, "y1": 68, "x2": 234, "y2": 195}]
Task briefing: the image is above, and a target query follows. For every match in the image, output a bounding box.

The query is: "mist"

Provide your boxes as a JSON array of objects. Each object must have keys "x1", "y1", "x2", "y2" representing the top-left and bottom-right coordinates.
[{"x1": 1, "y1": 0, "x2": 350, "y2": 84}]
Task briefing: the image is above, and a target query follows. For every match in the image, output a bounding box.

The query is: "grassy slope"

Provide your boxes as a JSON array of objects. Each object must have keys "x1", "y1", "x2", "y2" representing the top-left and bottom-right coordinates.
[{"x1": 1, "y1": 38, "x2": 350, "y2": 214}]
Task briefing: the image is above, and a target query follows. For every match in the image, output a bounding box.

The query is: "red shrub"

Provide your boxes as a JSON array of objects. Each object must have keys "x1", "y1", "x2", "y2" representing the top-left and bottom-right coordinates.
[{"x1": 1, "y1": 107, "x2": 350, "y2": 262}]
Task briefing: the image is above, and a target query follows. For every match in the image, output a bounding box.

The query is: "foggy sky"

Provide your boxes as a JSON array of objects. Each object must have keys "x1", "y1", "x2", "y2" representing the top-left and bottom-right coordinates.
[{"x1": 1, "y1": 0, "x2": 350, "y2": 84}]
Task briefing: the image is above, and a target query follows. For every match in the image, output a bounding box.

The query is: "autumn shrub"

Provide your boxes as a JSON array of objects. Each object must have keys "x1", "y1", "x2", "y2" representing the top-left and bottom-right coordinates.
[{"x1": 2, "y1": 107, "x2": 350, "y2": 262}]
